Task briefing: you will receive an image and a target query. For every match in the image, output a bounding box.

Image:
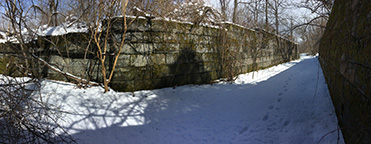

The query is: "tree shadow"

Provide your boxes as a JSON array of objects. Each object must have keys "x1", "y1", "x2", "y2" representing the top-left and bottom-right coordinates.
[
  {"x1": 58, "y1": 59, "x2": 296, "y2": 143},
  {"x1": 156, "y1": 46, "x2": 212, "y2": 88},
  {"x1": 54, "y1": 56, "x2": 343, "y2": 143}
]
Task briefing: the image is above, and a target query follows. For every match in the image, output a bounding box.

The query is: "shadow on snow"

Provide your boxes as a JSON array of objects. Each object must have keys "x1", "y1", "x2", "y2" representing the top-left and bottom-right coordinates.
[{"x1": 59, "y1": 57, "x2": 340, "y2": 144}]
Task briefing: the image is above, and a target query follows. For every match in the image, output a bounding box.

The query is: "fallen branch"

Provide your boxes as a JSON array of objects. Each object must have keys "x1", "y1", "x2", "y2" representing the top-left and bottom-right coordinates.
[
  {"x1": 316, "y1": 128, "x2": 339, "y2": 144},
  {"x1": 31, "y1": 54, "x2": 98, "y2": 86}
]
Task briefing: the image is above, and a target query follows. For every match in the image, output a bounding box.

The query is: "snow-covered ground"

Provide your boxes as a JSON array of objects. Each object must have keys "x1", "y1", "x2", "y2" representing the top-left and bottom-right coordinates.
[{"x1": 36, "y1": 54, "x2": 344, "y2": 144}]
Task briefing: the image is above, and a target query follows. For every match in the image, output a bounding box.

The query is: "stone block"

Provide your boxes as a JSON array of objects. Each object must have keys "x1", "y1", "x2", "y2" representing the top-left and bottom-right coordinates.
[
  {"x1": 150, "y1": 54, "x2": 166, "y2": 65},
  {"x1": 170, "y1": 74, "x2": 188, "y2": 86},
  {"x1": 204, "y1": 62, "x2": 218, "y2": 72},
  {"x1": 153, "y1": 43, "x2": 179, "y2": 54},
  {"x1": 166, "y1": 54, "x2": 177, "y2": 64},
  {"x1": 112, "y1": 69, "x2": 136, "y2": 80},
  {"x1": 131, "y1": 55, "x2": 148, "y2": 67},
  {"x1": 153, "y1": 77, "x2": 172, "y2": 88},
  {"x1": 201, "y1": 53, "x2": 216, "y2": 62},
  {"x1": 152, "y1": 64, "x2": 170, "y2": 78},
  {"x1": 110, "y1": 80, "x2": 134, "y2": 92},
  {"x1": 125, "y1": 32, "x2": 143, "y2": 42},
  {"x1": 49, "y1": 55, "x2": 66, "y2": 66},
  {"x1": 209, "y1": 71, "x2": 219, "y2": 80},
  {"x1": 121, "y1": 44, "x2": 136, "y2": 54},
  {"x1": 117, "y1": 55, "x2": 131, "y2": 67},
  {"x1": 133, "y1": 79, "x2": 154, "y2": 91},
  {"x1": 195, "y1": 44, "x2": 209, "y2": 53},
  {"x1": 126, "y1": 43, "x2": 153, "y2": 54}
]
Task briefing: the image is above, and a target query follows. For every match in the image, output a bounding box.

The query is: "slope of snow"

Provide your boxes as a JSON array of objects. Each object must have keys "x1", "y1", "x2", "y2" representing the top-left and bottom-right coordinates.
[{"x1": 35, "y1": 54, "x2": 343, "y2": 144}]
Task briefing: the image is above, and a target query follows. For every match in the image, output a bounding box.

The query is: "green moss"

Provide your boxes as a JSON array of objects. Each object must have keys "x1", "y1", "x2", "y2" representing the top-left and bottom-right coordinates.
[
  {"x1": 0, "y1": 57, "x2": 7, "y2": 73},
  {"x1": 110, "y1": 80, "x2": 134, "y2": 92},
  {"x1": 0, "y1": 56, "x2": 26, "y2": 77},
  {"x1": 151, "y1": 64, "x2": 169, "y2": 78}
]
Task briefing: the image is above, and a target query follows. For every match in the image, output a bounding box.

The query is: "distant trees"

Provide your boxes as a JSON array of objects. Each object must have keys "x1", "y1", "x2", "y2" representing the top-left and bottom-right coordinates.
[
  {"x1": 270, "y1": 0, "x2": 285, "y2": 34},
  {"x1": 228, "y1": 0, "x2": 333, "y2": 53},
  {"x1": 219, "y1": 0, "x2": 230, "y2": 20},
  {"x1": 293, "y1": 0, "x2": 333, "y2": 54},
  {"x1": 229, "y1": 0, "x2": 280, "y2": 31},
  {"x1": 47, "y1": 0, "x2": 59, "y2": 26}
]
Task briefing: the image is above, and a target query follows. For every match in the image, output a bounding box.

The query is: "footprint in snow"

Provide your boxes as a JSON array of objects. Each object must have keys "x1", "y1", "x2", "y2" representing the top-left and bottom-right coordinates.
[
  {"x1": 263, "y1": 114, "x2": 269, "y2": 121},
  {"x1": 239, "y1": 126, "x2": 249, "y2": 134},
  {"x1": 268, "y1": 105, "x2": 274, "y2": 109},
  {"x1": 283, "y1": 120, "x2": 290, "y2": 126},
  {"x1": 277, "y1": 98, "x2": 282, "y2": 102}
]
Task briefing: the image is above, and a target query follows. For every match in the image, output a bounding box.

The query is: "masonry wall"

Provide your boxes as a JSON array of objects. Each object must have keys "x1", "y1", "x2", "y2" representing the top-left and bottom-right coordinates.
[
  {"x1": 319, "y1": 0, "x2": 371, "y2": 143},
  {"x1": 0, "y1": 17, "x2": 298, "y2": 92}
]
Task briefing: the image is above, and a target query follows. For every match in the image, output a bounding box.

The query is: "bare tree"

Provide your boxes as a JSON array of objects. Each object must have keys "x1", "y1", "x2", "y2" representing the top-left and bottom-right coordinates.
[
  {"x1": 232, "y1": 0, "x2": 254, "y2": 24},
  {"x1": 235, "y1": 0, "x2": 266, "y2": 28},
  {"x1": 48, "y1": 0, "x2": 59, "y2": 26},
  {"x1": 232, "y1": 0, "x2": 238, "y2": 23},
  {"x1": 219, "y1": 0, "x2": 231, "y2": 20},
  {"x1": 297, "y1": 17, "x2": 326, "y2": 54},
  {"x1": 0, "y1": 0, "x2": 76, "y2": 143},
  {"x1": 252, "y1": 0, "x2": 263, "y2": 27},
  {"x1": 265, "y1": 0, "x2": 268, "y2": 27},
  {"x1": 292, "y1": 0, "x2": 332, "y2": 29},
  {"x1": 127, "y1": 0, "x2": 179, "y2": 18},
  {"x1": 290, "y1": 0, "x2": 333, "y2": 53},
  {"x1": 269, "y1": 0, "x2": 285, "y2": 34},
  {"x1": 91, "y1": 0, "x2": 134, "y2": 92}
]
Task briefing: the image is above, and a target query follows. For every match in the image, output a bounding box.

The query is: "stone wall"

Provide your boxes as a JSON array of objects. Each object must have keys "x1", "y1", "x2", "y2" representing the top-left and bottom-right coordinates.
[
  {"x1": 319, "y1": 0, "x2": 371, "y2": 143},
  {"x1": 0, "y1": 17, "x2": 298, "y2": 92}
]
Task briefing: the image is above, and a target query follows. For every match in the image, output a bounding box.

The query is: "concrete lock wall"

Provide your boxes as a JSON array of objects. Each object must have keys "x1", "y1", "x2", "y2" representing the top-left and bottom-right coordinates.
[
  {"x1": 0, "y1": 17, "x2": 298, "y2": 92},
  {"x1": 319, "y1": 0, "x2": 371, "y2": 143}
]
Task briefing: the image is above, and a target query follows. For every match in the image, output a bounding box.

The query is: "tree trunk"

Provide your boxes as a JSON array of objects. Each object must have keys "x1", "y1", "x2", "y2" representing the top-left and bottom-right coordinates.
[
  {"x1": 232, "y1": 0, "x2": 238, "y2": 23},
  {"x1": 275, "y1": 5, "x2": 278, "y2": 34},
  {"x1": 220, "y1": 0, "x2": 227, "y2": 20},
  {"x1": 265, "y1": 0, "x2": 268, "y2": 28},
  {"x1": 49, "y1": 0, "x2": 58, "y2": 26}
]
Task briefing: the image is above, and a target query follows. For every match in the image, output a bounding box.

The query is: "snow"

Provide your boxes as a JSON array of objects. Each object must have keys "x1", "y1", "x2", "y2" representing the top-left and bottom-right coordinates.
[
  {"x1": 0, "y1": 31, "x2": 8, "y2": 43},
  {"x1": 38, "y1": 22, "x2": 88, "y2": 36},
  {"x1": 0, "y1": 20, "x2": 88, "y2": 44},
  {"x1": 166, "y1": 2, "x2": 224, "y2": 26},
  {"x1": 36, "y1": 15, "x2": 88, "y2": 36},
  {"x1": 133, "y1": 6, "x2": 153, "y2": 17},
  {"x1": 218, "y1": 21, "x2": 256, "y2": 32},
  {"x1": 10, "y1": 54, "x2": 344, "y2": 143}
]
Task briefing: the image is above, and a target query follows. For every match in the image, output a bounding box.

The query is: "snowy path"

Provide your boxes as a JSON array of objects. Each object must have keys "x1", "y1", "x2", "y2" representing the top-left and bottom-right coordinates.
[{"x1": 41, "y1": 55, "x2": 344, "y2": 144}]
